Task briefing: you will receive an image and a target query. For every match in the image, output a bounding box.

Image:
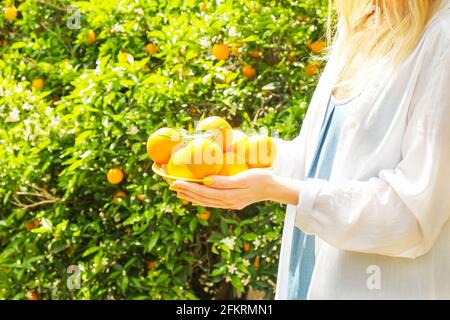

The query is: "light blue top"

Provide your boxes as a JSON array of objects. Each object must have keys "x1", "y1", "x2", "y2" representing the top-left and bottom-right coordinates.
[{"x1": 286, "y1": 95, "x2": 350, "y2": 299}]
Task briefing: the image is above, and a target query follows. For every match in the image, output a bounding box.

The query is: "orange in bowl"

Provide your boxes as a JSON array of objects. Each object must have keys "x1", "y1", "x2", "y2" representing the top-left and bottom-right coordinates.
[
  {"x1": 245, "y1": 135, "x2": 277, "y2": 168},
  {"x1": 182, "y1": 138, "x2": 223, "y2": 179},
  {"x1": 147, "y1": 127, "x2": 183, "y2": 165},
  {"x1": 228, "y1": 129, "x2": 249, "y2": 157},
  {"x1": 196, "y1": 116, "x2": 233, "y2": 152},
  {"x1": 219, "y1": 152, "x2": 248, "y2": 176}
]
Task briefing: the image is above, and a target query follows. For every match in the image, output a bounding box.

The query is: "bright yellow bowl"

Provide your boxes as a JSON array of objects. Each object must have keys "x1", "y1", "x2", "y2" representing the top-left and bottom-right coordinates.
[
  {"x1": 152, "y1": 162, "x2": 273, "y2": 185},
  {"x1": 151, "y1": 163, "x2": 204, "y2": 184}
]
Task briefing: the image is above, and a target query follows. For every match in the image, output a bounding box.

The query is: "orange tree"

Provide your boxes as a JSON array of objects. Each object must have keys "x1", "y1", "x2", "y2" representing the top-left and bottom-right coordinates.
[{"x1": 0, "y1": 0, "x2": 328, "y2": 299}]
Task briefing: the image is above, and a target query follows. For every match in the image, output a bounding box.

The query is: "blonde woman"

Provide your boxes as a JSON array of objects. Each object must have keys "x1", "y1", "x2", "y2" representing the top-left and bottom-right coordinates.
[{"x1": 170, "y1": 0, "x2": 450, "y2": 299}]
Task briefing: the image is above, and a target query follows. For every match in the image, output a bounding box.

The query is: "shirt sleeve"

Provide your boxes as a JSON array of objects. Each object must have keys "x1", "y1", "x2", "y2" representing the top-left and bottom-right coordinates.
[
  {"x1": 271, "y1": 135, "x2": 305, "y2": 179},
  {"x1": 294, "y1": 32, "x2": 450, "y2": 259},
  {"x1": 271, "y1": 115, "x2": 308, "y2": 178}
]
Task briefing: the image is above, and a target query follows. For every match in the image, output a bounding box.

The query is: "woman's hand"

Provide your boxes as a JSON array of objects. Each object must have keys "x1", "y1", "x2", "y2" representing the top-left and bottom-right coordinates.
[{"x1": 169, "y1": 169, "x2": 303, "y2": 209}]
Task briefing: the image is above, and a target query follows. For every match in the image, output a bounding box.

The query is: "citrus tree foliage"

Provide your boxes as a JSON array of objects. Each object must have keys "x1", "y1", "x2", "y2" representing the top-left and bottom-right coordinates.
[{"x1": 0, "y1": 0, "x2": 327, "y2": 299}]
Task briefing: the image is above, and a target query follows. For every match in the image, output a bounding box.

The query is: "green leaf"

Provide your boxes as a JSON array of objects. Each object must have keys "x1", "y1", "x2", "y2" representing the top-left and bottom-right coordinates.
[
  {"x1": 120, "y1": 276, "x2": 129, "y2": 292},
  {"x1": 9, "y1": 42, "x2": 27, "y2": 50},
  {"x1": 132, "y1": 142, "x2": 142, "y2": 154},
  {"x1": 50, "y1": 241, "x2": 69, "y2": 254},
  {"x1": 189, "y1": 218, "x2": 197, "y2": 233},
  {"x1": 242, "y1": 233, "x2": 257, "y2": 241},
  {"x1": 147, "y1": 30, "x2": 166, "y2": 40},
  {"x1": 231, "y1": 275, "x2": 244, "y2": 292},
  {"x1": 241, "y1": 35, "x2": 260, "y2": 42},
  {"x1": 82, "y1": 246, "x2": 101, "y2": 257},
  {"x1": 145, "y1": 231, "x2": 160, "y2": 253}
]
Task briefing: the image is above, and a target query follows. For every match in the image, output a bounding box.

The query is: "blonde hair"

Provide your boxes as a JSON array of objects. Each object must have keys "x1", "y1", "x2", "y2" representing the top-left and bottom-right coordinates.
[{"x1": 328, "y1": 0, "x2": 444, "y2": 97}]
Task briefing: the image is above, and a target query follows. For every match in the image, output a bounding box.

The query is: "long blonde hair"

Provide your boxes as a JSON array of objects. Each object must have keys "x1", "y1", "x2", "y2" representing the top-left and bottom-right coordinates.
[{"x1": 329, "y1": 0, "x2": 445, "y2": 97}]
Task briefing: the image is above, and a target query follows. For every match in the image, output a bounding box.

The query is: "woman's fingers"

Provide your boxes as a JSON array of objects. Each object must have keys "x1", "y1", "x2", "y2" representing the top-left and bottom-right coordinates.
[
  {"x1": 176, "y1": 188, "x2": 225, "y2": 206},
  {"x1": 177, "y1": 192, "x2": 228, "y2": 209},
  {"x1": 203, "y1": 174, "x2": 247, "y2": 189},
  {"x1": 171, "y1": 182, "x2": 220, "y2": 201},
  {"x1": 170, "y1": 180, "x2": 223, "y2": 199},
  {"x1": 202, "y1": 169, "x2": 272, "y2": 189}
]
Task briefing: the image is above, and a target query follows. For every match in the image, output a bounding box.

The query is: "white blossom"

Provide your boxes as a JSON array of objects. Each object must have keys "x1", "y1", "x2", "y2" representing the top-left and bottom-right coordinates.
[
  {"x1": 6, "y1": 107, "x2": 20, "y2": 122},
  {"x1": 45, "y1": 107, "x2": 53, "y2": 116},
  {"x1": 227, "y1": 264, "x2": 237, "y2": 274},
  {"x1": 228, "y1": 26, "x2": 239, "y2": 37},
  {"x1": 111, "y1": 23, "x2": 125, "y2": 33},
  {"x1": 126, "y1": 125, "x2": 139, "y2": 135},
  {"x1": 220, "y1": 236, "x2": 236, "y2": 250},
  {"x1": 199, "y1": 36, "x2": 210, "y2": 49},
  {"x1": 22, "y1": 102, "x2": 33, "y2": 110}
]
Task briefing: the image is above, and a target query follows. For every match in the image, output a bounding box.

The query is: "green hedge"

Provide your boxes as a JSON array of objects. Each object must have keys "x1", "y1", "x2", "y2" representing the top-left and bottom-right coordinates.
[{"x1": 0, "y1": 0, "x2": 327, "y2": 299}]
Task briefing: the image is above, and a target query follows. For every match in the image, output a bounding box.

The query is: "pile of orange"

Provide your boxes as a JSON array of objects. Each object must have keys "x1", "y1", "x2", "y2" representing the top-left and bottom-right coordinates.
[{"x1": 146, "y1": 116, "x2": 276, "y2": 181}]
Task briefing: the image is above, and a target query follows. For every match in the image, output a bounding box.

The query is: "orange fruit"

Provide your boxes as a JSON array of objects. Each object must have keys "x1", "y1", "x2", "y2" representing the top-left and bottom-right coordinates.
[
  {"x1": 4, "y1": 6, "x2": 17, "y2": 22},
  {"x1": 308, "y1": 39, "x2": 325, "y2": 54},
  {"x1": 243, "y1": 243, "x2": 251, "y2": 252},
  {"x1": 287, "y1": 52, "x2": 296, "y2": 62},
  {"x1": 118, "y1": 51, "x2": 133, "y2": 64},
  {"x1": 196, "y1": 116, "x2": 232, "y2": 152},
  {"x1": 0, "y1": 39, "x2": 8, "y2": 47},
  {"x1": 305, "y1": 61, "x2": 320, "y2": 77},
  {"x1": 298, "y1": 15, "x2": 309, "y2": 23},
  {"x1": 196, "y1": 210, "x2": 211, "y2": 221},
  {"x1": 145, "y1": 43, "x2": 157, "y2": 55},
  {"x1": 253, "y1": 256, "x2": 260, "y2": 269},
  {"x1": 212, "y1": 43, "x2": 230, "y2": 61},
  {"x1": 107, "y1": 168, "x2": 124, "y2": 184},
  {"x1": 199, "y1": 2, "x2": 207, "y2": 12},
  {"x1": 136, "y1": 193, "x2": 145, "y2": 201},
  {"x1": 228, "y1": 129, "x2": 249, "y2": 157},
  {"x1": 24, "y1": 219, "x2": 41, "y2": 231},
  {"x1": 85, "y1": 29, "x2": 96, "y2": 45},
  {"x1": 181, "y1": 199, "x2": 190, "y2": 205},
  {"x1": 147, "y1": 127, "x2": 183, "y2": 164},
  {"x1": 245, "y1": 135, "x2": 276, "y2": 168},
  {"x1": 167, "y1": 148, "x2": 198, "y2": 179},
  {"x1": 182, "y1": 138, "x2": 223, "y2": 179},
  {"x1": 26, "y1": 292, "x2": 39, "y2": 300},
  {"x1": 249, "y1": 50, "x2": 262, "y2": 59},
  {"x1": 31, "y1": 78, "x2": 45, "y2": 90},
  {"x1": 242, "y1": 64, "x2": 256, "y2": 80},
  {"x1": 231, "y1": 43, "x2": 242, "y2": 57},
  {"x1": 219, "y1": 152, "x2": 248, "y2": 176},
  {"x1": 113, "y1": 190, "x2": 126, "y2": 203},
  {"x1": 146, "y1": 261, "x2": 156, "y2": 270},
  {"x1": 166, "y1": 158, "x2": 196, "y2": 179}
]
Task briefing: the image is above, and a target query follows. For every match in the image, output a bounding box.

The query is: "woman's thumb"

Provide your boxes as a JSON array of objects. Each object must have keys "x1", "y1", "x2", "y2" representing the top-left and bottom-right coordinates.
[{"x1": 203, "y1": 175, "x2": 242, "y2": 189}]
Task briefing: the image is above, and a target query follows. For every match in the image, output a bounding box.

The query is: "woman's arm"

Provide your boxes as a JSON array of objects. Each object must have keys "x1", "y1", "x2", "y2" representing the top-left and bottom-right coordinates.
[{"x1": 171, "y1": 169, "x2": 302, "y2": 210}]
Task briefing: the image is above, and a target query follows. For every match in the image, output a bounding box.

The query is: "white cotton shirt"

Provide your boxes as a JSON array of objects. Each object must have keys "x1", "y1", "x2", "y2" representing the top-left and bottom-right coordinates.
[{"x1": 273, "y1": 2, "x2": 450, "y2": 300}]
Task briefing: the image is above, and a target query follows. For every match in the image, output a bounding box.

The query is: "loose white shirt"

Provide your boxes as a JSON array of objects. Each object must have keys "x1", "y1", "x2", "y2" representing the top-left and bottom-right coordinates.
[{"x1": 273, "y1": 2, "x2": 450, "y2": 299}]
